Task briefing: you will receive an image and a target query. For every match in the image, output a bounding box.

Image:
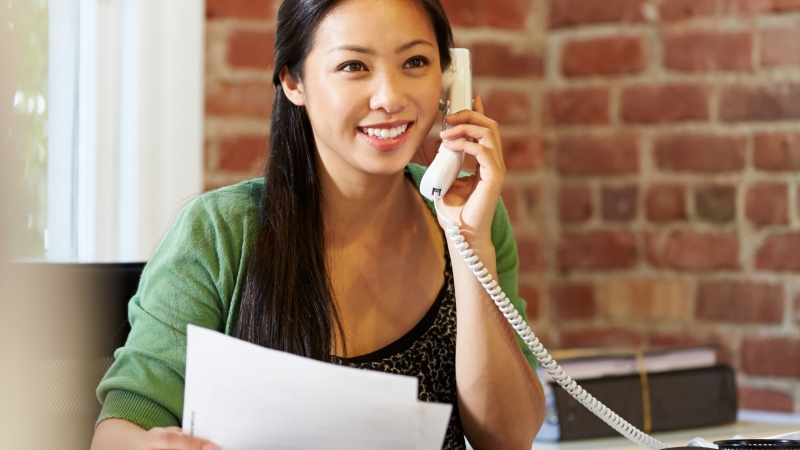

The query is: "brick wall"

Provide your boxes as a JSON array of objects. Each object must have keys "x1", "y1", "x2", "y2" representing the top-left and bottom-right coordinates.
[{"x1": 204, "y1": 0, "x2": 800, "y2": 414}]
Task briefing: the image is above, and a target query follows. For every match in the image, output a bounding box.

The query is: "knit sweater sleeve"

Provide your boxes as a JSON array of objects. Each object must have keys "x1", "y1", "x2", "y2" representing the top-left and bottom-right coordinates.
[
  {"x1": 491, "y1": 198, "x2": 538, "y2": 371},
  {"x1": 95, "y1": 183, "x2": 259, "y2": 430}
]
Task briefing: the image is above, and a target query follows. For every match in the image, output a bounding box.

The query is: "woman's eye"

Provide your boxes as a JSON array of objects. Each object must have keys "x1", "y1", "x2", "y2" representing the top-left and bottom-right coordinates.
[
  {"x1": 404, "y1": 57, "x2": 429, "y2": 69},
  {"x1": 339, "y1": 61, "x2": 366, "y2": 72}
]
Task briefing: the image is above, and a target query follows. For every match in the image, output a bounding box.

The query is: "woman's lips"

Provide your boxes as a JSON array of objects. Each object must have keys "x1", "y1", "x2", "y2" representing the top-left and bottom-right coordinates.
[{"x1": 357, "y1": 122, "x2": 414, "y2": 152}]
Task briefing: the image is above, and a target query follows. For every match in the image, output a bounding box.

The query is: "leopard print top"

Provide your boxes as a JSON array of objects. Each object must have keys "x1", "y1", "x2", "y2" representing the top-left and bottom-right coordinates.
[{"x1": 334, "y1": 242, "x2": 465, "y2": 450}]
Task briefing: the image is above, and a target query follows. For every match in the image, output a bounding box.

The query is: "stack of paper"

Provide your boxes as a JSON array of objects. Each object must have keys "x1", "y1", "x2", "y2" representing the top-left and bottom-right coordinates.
[
  {"x1": 183, "y1": 325, "x2": 452, "y2": 450},
  {"x1": 536, "y1": 347, "x2": 717, "y2": 382}
]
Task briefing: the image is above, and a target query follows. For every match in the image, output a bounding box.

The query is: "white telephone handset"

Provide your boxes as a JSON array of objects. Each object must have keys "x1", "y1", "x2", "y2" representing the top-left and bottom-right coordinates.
[
  {"x1": 419, "y1": 48, "x2": 473, "y2": 202},
  {"x1": 420, "y1": 49, "x2": 671, "y2": 450}
]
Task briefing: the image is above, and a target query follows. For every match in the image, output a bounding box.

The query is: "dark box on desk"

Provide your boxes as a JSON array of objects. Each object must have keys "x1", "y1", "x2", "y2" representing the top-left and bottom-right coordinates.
[{"x1": 552, "y1": 365, "x2": 738, "y2": 440}]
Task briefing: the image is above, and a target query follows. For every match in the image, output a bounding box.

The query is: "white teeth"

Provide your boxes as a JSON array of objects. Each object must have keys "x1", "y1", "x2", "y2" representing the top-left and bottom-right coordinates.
[{"x1": 360, "y1": 123, "x2": 409, "y2": 140}]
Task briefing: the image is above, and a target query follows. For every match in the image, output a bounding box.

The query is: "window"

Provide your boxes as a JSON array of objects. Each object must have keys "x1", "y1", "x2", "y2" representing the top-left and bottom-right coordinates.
[
  {"x1": 8, "y1": 0, "x2": 205, "y2": 263},
  {"x1": 7, "y1": 0, "x2": 48, "y2": 261}
]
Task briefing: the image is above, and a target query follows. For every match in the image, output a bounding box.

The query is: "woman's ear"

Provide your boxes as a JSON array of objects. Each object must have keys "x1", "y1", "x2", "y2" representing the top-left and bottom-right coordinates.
[{"x1": 279, "y1": 66, "x2": 305, "y2": 106}]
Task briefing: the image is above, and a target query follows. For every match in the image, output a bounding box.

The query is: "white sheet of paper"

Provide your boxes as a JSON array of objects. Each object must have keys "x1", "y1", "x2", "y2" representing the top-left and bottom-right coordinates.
[{"x1": 183, "y1": 325, "x2": 451, "y2": 450}]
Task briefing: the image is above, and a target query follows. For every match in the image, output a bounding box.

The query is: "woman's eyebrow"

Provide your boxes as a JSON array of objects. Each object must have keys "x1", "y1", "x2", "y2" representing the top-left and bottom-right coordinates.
[{"x1": 327, "y1": 39, "x2": 434, "y2": 55}]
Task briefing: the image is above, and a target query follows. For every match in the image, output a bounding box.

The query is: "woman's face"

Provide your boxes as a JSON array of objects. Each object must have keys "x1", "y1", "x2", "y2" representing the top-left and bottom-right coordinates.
[{"x1": 286, "y1": 0, "x2": 443, "y2": 178}]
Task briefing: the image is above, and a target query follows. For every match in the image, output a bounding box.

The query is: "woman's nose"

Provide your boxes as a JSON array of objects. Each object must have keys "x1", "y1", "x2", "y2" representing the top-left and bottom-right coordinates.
[{"x1": 369, "y1": 75, "x2": 408, "y2": 114}]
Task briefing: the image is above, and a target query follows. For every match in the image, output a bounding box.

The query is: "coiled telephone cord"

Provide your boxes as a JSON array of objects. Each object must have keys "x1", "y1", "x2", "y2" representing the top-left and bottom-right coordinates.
[{"x1": 433, "y1": 194, "x2": 669, "y2": 450}]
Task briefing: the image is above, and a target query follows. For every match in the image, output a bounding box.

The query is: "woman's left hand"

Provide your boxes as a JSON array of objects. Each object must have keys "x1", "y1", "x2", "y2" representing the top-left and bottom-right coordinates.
[{"x1": 436, "y1": 95, "x2": 506, "y2": 240}]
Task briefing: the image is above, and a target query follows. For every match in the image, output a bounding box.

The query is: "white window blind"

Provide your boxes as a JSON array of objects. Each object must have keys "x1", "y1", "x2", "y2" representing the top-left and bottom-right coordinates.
[{"x1": 47, "y1": 0, "x2": 204, "y2": 263}]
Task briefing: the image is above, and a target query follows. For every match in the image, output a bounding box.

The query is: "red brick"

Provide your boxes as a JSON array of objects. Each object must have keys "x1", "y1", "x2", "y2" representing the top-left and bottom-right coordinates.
[
  {"x1": 519, "y1": 284, "x2": 540, "y2": 320},
  {"x1": 470, "y1": 43, "x2": 544, "y2": 77},
  {"x1": 562, "y1": 37, "x2": 646, "y2": 77},
  {"x1": 549, "y1": 283, "x2": 596, "y2": 320},
  {"x1": 644, "y1": 231, "x2": 663, "y2": 267},
  {"x1": 754, "y1": 132, "x2": 800, "y2": 171},
  {"x1": 664, "y1": 31, "x2": 753, "y2": 72},
  {"x1": 557, "y1": 135, "x2": 639, "y2": 176},
  {"x1": 695, "y1": 185, "x2": 737, "y2": 223},
  {"x1": 557, "y1": 231, "x2": 638, "y2": 270},
  {"x1": 560, "y1": 328, "x2": 642, "y2": 349},
  {"x1": 547, "y1": 88, "x2": 610, "y2": 125},
  {"x1": 756, "y1": 232, "x2": 800, "y2": 271},
  {"x1": 795, "y1": 291, "x2": 800, "y2": 324},
  {"x1": 518, "y1": 238, "x2": 545, "y2": 273},
  {"x1": 649, "y1": 331, "x2": 714, "y2": 348},
  {"x1": 601, "y1": 279, "x2": 690, "y2": 320},
  {"x1": 720, "y1": 83, "x2": 800, "y2": 122},
  {"x1": 646, "y1": 185, "x2": 686, "y2": 222},
  {"x1": 761, "y1": 28, "x2": 800, "y2": 66},
  {"x1": 218, "y1": 135, "x2": 269, "y2": 172},
  {"x1": 654, "y1": 135, "x2": 746, "y2": 172},
  {"x1": 602, "y1": 185, "x2": 638, "y2": 222},
  {"x1": 742, "y1": 336, "x2": 800, "y2": 377},
  {"x1": 738, "y1": 387, "x2": 794, "y2": 413},
  {"x1": 664, "y1": 232, "x2": 739, "y2": 270},
  {"x1": 621, "y1": 85, "x2": 709, "y2": 123},
  {"x1": 206, "y1": 82, "x2": 274, "y2": 117},
  {"x1": 746, "y1": 182, "x2": 789, "y2": 226},
  {"x1": 482, "y1": 90, "x2": 533, "y2": 125},
  {"x1": 659, "y1": 0, "x2": 716, "y2": 21},
  {"x1": 440, "y1": 0, "x2": 532, "y2": 29},
  {"x1": 726, "y1": 0, "x2": 800, "y2": 14},
  {"x1": 227, "y1": 31, "x2": 275, "y2": 70},
  {"x1": 549, "y1": 0, "x2": 646, "y2": 28},
  {"x1": 696, "y1": 281, "x2": 784, "y2": 323},
  {"x1": 559, "y1": 185, "x2": 592, "y2": 223},
  {"x1": 206, "y1": 0, "x2": 277, "y2": 19},
  {"x1": 204, "y1": 180, "x2": 228, "y2": 193},
  {"x1": 501, "y1": 188, "x2": 519, "y2": 222},
  {"x1": 503, "y1": 135, "x2": 546, "y2": 172},
  {"x1": 523, "y1": 185, "x2": 541, "y2": 215},
  {"x1": 648, "y1": 331, "x2": 734, "y2": 364}
]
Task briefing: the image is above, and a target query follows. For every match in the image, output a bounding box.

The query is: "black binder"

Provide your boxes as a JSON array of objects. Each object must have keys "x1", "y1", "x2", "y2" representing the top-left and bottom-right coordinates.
[{"x1": 552, "y1": 365, "x2": 738, "y2": 440}]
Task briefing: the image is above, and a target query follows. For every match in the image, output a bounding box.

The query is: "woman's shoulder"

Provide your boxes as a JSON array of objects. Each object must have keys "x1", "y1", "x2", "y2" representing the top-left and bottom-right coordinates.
[
  {"x1": 195, "y1": 178, "x2": 264, "y2": 217},
  {"x1": 163, "y1": 178, "x2": 264, "y2": 249},
  {"x1": 186, "y1": 178, "x2": 264, "y2": 220}
]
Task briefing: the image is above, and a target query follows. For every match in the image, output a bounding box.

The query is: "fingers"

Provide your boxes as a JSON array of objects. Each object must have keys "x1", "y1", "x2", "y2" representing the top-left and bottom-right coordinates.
[
  {"x1": 440, "y1": 125, "x2": 505, "y2": 173},
  {"x1": 440, "y1": 95, "x2": 504, "y2": 169},
  {"x1": 441, "y1": 139, "x2": 505, "y2": 184},
  {"x1": 144, "y1": 427, "x2": 218, "y2": 450},
  {"x1": 443, "y1": 97, "x2": 498, "y2": 133},
  {"x1": 440, "y1": 123, "x2": 493, "y2": 144}
]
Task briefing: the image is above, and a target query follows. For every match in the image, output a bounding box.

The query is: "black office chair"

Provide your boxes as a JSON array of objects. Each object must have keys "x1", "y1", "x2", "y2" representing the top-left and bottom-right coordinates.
[{"x1": 2, "y1": 262, "x2": 145, "y2": 450}]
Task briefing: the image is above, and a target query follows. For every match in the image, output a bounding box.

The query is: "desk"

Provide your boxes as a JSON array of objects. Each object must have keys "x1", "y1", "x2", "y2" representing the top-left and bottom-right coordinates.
[{"x1": 531, "y1": 421, "x2": 800, "y2": 449}]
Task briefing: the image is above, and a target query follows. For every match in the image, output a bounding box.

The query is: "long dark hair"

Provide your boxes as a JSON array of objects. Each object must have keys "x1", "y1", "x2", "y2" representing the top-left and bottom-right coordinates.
[{"x1": 234, "y1": 0, "x2": 454, "y2": 361}]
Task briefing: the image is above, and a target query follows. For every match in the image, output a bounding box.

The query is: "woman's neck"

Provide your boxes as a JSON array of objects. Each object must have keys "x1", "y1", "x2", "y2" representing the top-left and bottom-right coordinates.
[{"x1": 318, "y1": 161, "x2": 415, "y2": 245}]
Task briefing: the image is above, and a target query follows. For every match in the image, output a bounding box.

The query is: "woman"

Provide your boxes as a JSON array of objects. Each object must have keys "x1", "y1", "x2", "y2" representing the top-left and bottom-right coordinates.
[{"x1": 90, "y1": 0, "x2": 545, "y2": 448}]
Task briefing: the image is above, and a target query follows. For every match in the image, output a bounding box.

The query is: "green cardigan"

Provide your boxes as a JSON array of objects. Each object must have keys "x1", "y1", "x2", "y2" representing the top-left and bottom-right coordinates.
[{"x1": 96, "y1": 163, "x2": 536, "y2": 430}]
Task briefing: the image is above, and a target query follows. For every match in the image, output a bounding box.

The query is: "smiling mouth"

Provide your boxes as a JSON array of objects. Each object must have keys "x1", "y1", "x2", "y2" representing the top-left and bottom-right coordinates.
[{"x1": 358, "y1": 123, "x2": 412, "y2": 140}]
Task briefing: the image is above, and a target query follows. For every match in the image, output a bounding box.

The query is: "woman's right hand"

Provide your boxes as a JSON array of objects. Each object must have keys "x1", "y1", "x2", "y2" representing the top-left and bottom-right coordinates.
[{"x1": 91, "y1": 418, "x2": 218, "y2": 450}]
